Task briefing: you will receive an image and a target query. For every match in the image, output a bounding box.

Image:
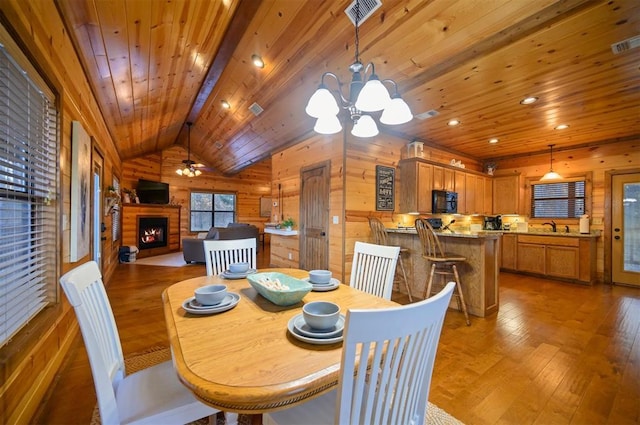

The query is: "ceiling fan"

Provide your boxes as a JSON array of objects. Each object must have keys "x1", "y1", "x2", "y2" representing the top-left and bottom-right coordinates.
[{"x1": 176, "y1": 122, "x2": 207, "y2": 177}]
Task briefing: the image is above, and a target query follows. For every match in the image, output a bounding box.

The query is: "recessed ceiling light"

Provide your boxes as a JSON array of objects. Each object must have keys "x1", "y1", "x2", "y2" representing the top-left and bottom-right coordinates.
[
  {"x1": 554, "y1": 124, "x2": 569, "y2": 130},
  {"x1": 488, "y1": 138, "x2": 499, "y2": 144},
  {"x1": 447, "y1": 119, "x2": 460, "y2": 126},
  {"x1": 520, "y1": 96, "x2": 538, "y2": 105},
  {"x1": 221, "y1": 100, "x2": 230, "y2": 109},
  {"x1": 251, "y1": 54, "x2": 265, "y2": 68}
]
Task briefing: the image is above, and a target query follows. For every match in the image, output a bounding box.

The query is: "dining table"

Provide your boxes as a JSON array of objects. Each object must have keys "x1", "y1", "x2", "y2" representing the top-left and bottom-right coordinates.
[{"x1": 162, "y1": 268, "x2": 398, "y2": 414}]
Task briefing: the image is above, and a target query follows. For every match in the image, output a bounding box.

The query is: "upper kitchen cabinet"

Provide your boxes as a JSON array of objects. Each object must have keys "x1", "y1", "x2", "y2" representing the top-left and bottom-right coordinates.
[
  {"x1": 399, "y1": 159, "x2": 433, "y2": 213},
  {"x1": 493, "y1": 175, "x2": 523, "y2": 214},
  {"x1": 432, "y1": 165, "x2": 455, "y2": 191}
]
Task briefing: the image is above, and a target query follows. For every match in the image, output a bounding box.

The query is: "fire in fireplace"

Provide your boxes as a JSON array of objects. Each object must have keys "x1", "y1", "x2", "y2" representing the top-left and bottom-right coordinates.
[{"x1": 138, "y1": 216, "x2": 168, "y2": 250}]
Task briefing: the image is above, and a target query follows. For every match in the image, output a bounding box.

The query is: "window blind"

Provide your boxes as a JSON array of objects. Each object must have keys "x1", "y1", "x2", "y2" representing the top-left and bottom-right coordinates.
[
  {"x1": 531, "y1": 180, "x2": 585, "y2": 218},
  {"x1": 0, "y1": 43, "x2": 58, "y2": 347}
]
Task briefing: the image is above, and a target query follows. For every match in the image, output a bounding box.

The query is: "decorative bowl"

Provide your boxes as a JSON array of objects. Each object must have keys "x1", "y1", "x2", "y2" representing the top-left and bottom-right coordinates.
[
  {"x1": 194, "y1": 284, "x2": 228, "y2": 306},
  {"x1": 247, "y1": 272, "x2": 312, "y2": 306},
  {"x1": 302, "y1": 301, "x2": 340, "y2": 330},
  {"x1": 308, "y1": 269, "x2": 332, "y2": 284}
]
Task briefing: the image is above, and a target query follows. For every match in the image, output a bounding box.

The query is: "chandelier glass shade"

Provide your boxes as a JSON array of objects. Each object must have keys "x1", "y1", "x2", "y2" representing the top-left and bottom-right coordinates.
[
  {"x1": 176, "y1": 122, "x2": 202, "y2": 177},
  {"x1": 540, "y1": 144, "x2": 562, "y2": 181},
  {"x1": 305, "y1": 4, "x2": 412, "y2": 137}
]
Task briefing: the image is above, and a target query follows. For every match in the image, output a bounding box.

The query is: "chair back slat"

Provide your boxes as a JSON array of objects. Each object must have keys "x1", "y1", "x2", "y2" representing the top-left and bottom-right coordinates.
[
  {"x1": 349, "y1": 241, "x2": 400, "y2": 300},
  {"x1": 336, "y1": 282, "x2": 455, "y2": 425},
  {"x1": 59, "y1": 261, "x2": 124, "y2": 425},
  {"x1": 415, "y1": 218, "x2": 446, "y2": 259},
  {"x1": 368, "y1": 217, "x2": 389, "y2": 246},
  {"x1": 203, "y1": 238, "x2": 257, "y2": 276}
]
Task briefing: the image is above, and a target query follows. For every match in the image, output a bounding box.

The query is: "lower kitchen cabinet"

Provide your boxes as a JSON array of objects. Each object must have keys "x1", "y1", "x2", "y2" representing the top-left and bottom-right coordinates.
[{"x1": 501, "y1": 233, "x2": 597, "y2": 284}]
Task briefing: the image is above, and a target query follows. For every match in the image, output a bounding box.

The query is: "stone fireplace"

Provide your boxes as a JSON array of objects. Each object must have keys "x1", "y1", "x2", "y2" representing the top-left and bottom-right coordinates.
[{"x1": 138, "y1": 216, "x2": 168, "y2": 250}]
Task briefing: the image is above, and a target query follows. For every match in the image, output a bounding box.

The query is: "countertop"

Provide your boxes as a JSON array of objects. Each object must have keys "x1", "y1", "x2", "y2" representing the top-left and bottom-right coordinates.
[{"x1": 387, "y1": 227, "x2": 600, "y2": 238}]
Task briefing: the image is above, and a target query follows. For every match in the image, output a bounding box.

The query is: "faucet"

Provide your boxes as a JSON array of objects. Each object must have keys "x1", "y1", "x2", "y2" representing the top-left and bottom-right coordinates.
[{"x1": 543, "y1": 221, "x2": 557, "y2": 232}]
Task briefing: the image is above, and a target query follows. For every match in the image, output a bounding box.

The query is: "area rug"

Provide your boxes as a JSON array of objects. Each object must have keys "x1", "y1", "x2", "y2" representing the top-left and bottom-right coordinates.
[
  {"x1": 91, "y1": 347, "x2": 464, "y2": 425},
  {"x1": 128, "y1": 251, "x2": 192, "y2": 267}
]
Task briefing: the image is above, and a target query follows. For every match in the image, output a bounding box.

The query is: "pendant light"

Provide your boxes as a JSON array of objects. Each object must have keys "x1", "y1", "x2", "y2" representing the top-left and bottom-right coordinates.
[
  {"x1": 176, "y1": 122, "x2": 202, "y2": 177},
  {"x1": 540, "y1": 144, "x2": 562, "y2": 181}
]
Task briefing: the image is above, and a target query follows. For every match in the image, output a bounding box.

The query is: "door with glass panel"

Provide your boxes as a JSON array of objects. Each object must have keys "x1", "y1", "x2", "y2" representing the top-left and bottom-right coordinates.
[{"x1": 612, "y1": 173, "x2": 640, "y2": 286}]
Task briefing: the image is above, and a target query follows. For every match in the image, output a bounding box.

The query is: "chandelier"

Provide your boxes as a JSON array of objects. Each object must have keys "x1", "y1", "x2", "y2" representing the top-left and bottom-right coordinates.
[
  {"x1": 305, "y1": 1, "x2": 412, "y2": 137},
  {"x1": 176, "y1": 122, "x2": 202, "y2": 177}
]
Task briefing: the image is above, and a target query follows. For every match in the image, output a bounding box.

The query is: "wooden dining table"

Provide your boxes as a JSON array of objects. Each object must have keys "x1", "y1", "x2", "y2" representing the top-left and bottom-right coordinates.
[{"x1": 162, "y1": 268, "x2": 398, "y2": 414}]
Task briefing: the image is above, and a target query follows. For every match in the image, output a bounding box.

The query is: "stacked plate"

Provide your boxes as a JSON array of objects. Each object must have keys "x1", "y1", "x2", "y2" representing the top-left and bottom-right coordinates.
[
  {"x1": 219, "y1": 268, "x2": 257, "y2": 279},
  {"x1": 302, "y1": 277, "x2": 340, "y2": 292},
  {"x1": 182, "y1": 293, "x2": 240, "y2": 315},
  {"x1": 287, "y1": 314, "x2": 345, "y2": 345}
]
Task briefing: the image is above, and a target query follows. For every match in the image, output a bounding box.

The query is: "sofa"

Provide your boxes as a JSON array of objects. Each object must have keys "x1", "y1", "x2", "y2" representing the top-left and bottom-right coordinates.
[{"x1": 182, "y1": 223, "x2": 260, "y2": 263}]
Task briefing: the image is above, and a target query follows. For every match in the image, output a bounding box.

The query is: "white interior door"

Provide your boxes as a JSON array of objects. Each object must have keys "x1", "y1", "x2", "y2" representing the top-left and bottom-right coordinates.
[
  {"x1": 612, "y1": 173, "x2": 640, "y2": 286},
  {"x1": 93, "y1": 153, "x2": 103, "y2": 271}
]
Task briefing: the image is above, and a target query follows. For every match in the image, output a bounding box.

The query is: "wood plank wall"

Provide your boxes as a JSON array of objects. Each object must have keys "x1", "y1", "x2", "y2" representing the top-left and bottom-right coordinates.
[
  {"x1": 0, "y1": 1, "x2": 122, "y2": 423},
  {"x1": 121, "y1": 145, "x2": 272, "y2": 244}
]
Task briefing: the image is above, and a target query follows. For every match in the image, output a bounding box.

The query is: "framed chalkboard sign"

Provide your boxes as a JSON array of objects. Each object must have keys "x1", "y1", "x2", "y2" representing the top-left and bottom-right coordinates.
[{"x1": 375, "y1": 165, "x2": 395, "y2": 211}]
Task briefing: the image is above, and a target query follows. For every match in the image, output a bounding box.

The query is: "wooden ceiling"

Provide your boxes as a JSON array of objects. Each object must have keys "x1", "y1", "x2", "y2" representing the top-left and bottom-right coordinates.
[{"x1": 58, "y1": 0, "x2": 640, "y2": 175}]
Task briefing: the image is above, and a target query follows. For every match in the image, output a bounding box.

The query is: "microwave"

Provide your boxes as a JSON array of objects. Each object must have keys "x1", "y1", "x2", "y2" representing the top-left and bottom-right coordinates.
[{"x1": 432, "y1": 190, "x2": 458, "y2": 214}]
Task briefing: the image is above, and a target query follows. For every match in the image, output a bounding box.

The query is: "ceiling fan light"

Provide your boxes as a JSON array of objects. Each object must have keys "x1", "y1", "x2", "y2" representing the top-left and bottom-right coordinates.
[
  {"x1": 176, "y1": 169, "x2": 183, "y2": 175},
  {"x1": 355, "y1": 76, "x2": 391, "y2": 112},
  {"x1": 306, "y1": 85, "x2": 339, "y2": 118},
  {"x1": 314, "y1": 114, "x2": 342, "y2": 134},
  {"x1": 194, "y1": 169, "x2": 202, "y2": 176},
  {"x1": 351, "y1": 114, "x2": 379, "y2": 138},
  {"x1": 380, "y1": 96, "x2": 413, "y2": 125}
]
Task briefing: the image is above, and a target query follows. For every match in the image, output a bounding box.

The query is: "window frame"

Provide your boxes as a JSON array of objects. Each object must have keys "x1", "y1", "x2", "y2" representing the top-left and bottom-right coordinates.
[
  {"x1": 525, "y1": 173, "x2": 592, "y2": 223},
  {"x1": 189, "y1": 191, "x2": 237, "y2": 232},
  {"x1": 0, "y1": 28, "x2": 60, "y2": 348}
]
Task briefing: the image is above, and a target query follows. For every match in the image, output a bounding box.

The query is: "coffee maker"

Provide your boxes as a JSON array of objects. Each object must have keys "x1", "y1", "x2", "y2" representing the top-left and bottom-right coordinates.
[{"x1": 483, "y1": 215, "x2": 502, "y2": 230}]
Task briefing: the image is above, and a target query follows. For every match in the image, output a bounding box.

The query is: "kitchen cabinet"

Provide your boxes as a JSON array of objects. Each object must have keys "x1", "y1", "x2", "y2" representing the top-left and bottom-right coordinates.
[
  {"x1": 454, "y1": 170, "x2": 466, "y2": 213},
  {"x1": 399, "y1": 160, "x2": 432, "y2": 213},
  {"x1": 501, "y1": 233, "x2": 517, "y2": 270},
  {"x1": 432, "y1": 165, "x2": 455, "y2": 191},
  {"x1": 505, "y1": 234, "x2": 597, "y2": 284},
  {"x1": 492, "y1": 175, "x2": 521, "y2": 214}
]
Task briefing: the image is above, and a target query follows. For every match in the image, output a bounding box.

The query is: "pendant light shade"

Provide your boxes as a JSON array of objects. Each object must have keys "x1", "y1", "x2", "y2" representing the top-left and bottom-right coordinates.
[
  {"x1": 540, "y1": 144, "x2": 562, "y2": 181},
  {"x1": 314, "y1": 114, "x2": 342, "y2": 134},
  {"x1": 354, "y1": 74, "x2": 391, "y2": 112},
  {"x1": 351, "y1": 114, "x2": 379, "y2": 138},
  {"x1": 305, "y1": 85, "x2": 340, "y2": 118},
  {"x1": 380, "y1": 95, "x2": 413, "y2": 125}
]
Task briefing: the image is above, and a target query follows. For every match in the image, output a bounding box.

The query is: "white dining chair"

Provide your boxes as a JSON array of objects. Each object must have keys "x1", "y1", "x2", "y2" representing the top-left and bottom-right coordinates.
[
  {"x1": 203, "y1": 237, "x2": 257, "y2": 276},
  {"x1": 59, "y1": 261, "x2": 236, "y2": 425},
  {"x1": 349, "y1": 241, "x2": 400, "y2": 300},
  {"x1": 263, "y1": 281, "x2": 455, "y2": 425}
]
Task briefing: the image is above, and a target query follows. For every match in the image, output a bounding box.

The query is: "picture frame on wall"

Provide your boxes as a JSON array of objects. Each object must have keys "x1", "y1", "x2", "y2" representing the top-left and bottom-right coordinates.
[
  {"x1": 375, "y1": 165, "x2": 395, "y2": 211},
  {"x1": 70, "y1": 120, "x2": 91, "y2": 262}
]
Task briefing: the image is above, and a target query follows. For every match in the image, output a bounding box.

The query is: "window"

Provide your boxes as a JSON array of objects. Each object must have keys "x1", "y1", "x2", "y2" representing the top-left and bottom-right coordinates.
[
  {"x1": 112, "y1": 176, "x2": 121, "y2": 241},
  {"x1": 531, "y1": 180, "x2": 585, "y2": 218},
  {"x1": 0, "y1": 38, "x2": 59, "y2": 347},
  {"x1": 190, "y1": 192, "x2": 236, "y2": 231}
]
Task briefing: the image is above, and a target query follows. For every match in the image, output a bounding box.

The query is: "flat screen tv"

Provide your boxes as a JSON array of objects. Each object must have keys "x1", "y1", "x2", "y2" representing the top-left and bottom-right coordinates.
[{"x1": 136, "y1": 179, "x2": 170, "y2": 204}]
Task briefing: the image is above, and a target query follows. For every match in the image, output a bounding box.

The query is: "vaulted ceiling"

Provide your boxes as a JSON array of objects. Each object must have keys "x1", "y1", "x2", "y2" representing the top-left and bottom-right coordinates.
[{"x1": 58, "y1": 0, "x2": 640, "y2": 175}]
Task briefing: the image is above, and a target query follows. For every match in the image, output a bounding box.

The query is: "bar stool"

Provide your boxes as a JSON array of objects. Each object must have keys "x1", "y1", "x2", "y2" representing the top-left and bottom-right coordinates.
[
  {"x1": 414, "y1": 218, "x2": 470, "y2": 325},
  {"x1": 368, "y1": 217, "x2": 413, "y2": 302}
]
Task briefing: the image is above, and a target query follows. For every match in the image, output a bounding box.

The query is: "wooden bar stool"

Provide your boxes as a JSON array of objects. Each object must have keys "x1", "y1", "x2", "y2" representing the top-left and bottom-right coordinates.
[
  {"x1": 368, "y1": 217, "x2": 413, "y2": 302},
  {"x1": 414, "y1": 218, "x2": 470, "y2": 325}
]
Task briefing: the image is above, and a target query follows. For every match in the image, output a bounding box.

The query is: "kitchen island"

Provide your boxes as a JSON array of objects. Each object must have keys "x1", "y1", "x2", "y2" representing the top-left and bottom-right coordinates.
[{"x1": 387, "y1": 228, "x2": 500, "y2": 318}]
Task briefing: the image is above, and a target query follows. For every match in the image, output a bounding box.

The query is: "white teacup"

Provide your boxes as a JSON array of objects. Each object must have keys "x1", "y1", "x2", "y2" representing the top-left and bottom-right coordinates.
[
  {"x1": 228, "y1": 262, "x2": 250, "y2": 273},
  {"x1": 194, "y1": 284, "x2": 227, "y2": 306},
  {"x1": 308, "y1": 270, "x2": 332, "y2": 284},
  {"x1": 303, "y1": 301, "x2": 340, "y2": 330}
]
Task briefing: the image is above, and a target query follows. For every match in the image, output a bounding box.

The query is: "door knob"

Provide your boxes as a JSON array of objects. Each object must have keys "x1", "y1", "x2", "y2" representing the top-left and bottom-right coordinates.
[
  {"x1": 321, "y1": 232, "x2": 326, "y2": 236},
  {"x1": 614, "y1": 235, "x2": 621, "y2": 240},
  {"x1": 614, "y1": 228, "x2": 620, "y2": 232}
]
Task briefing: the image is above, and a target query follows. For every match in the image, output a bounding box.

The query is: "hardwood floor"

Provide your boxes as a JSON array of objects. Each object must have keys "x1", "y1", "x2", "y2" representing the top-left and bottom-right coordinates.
[{"x1": 35, "y1": 247, "x2": 640, "y2": 424}]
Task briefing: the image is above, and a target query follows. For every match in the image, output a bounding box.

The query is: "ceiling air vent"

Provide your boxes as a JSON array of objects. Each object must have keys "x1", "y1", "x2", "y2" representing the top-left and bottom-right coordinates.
[
  {"x1": 248, "y1": 102, "x2": 264, "y2": 116},
  {"x1": 611, "y1": 35, "x2": 640, "y2": 54},
  {"x1": 415, "y1": 109, "x2": 439, "y2": 120},
  {"x1": 214, "y1": 141, "x2": 223, "y2": 149},
  {"x1": 345, "y1": 0, "x2": 382, "y2": 26}
]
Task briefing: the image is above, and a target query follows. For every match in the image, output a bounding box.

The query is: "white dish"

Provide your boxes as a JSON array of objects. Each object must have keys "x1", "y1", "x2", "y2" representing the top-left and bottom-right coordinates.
[
  {"x1": 188, "y1": 294, "x2": 233, "y2": 309},
  {"x1": 182, "y1": 293, "x2": 240, "y2": 315},
  {"x1": 303, "y1": 277, "x2": 340, "y2": 286},
  {"x1": 293, "y1": 314, "x2": 345, "y2": 338},
  {"x1": 220, "y1": 268, "x2": 257, "y2": 279},
  {"x1": 287, "y1": 314, "x2": 344, "y2": 345}
]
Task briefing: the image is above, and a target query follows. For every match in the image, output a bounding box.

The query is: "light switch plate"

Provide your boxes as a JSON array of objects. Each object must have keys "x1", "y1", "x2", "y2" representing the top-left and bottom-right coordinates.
[{"x1": 333, "y1": 216, "x2": 339, "y2": 224}]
